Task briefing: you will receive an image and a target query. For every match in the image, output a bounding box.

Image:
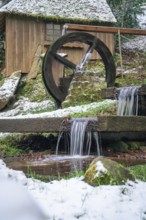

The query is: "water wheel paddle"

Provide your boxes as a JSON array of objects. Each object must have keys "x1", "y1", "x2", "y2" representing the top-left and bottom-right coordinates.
[{"x1": 42, "y1": 32, "x2": 116, "y2": 105}]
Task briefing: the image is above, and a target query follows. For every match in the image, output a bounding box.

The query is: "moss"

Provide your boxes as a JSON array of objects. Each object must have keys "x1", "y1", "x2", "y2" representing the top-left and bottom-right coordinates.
[
  {"x1": 0, "y1": 135, "x2": 23, "y2": 157},
  {"x1": 17, "y1": 73, "x2": 53, "y2": 102},
  {"x1": 62, "y1": 73, "x2": 106, "y2": 108},
  {"x1": 128, "y1": 164, "x2": 146, "y2": 182},
  {"x1": 68, "y1": 100, "x2": 117, "y2": 118},
  {"x1": 7, "y1": 13, "x2": 115, "y2": 26},
  {"x1": 114, "y1": 50, "x2": 146, "y2": 87},
  {"x1": 127, "y1": 141, "x2": 140, "y2": 150},
  {"x1": 116, "y1": 73, "x2": 146, "y2": 87},
  {"x1": 84, "y1": 158, "x2": 135, "y2": 186},
  {"x1": 108, "y1": 141, "x2": 129, "y2": 153}
]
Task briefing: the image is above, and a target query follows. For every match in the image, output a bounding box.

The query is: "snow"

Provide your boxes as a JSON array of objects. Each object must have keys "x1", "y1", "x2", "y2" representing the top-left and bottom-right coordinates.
[
  {"x1": 122, "y1": 36, "x2": 146, "y2": 52},
  {"x1": 0, "y1": 99, "x2": 117, "y2": 118},
  {"x1": 137, "y1": 5, "x2": 146, "y2": 29},
  {"x1": 0, "y1": 75, "x2": 20, "y2": 100},
  {"x1": 94, "y1": 161, "x2": 107, "y2": 178},
  {"x1": 0, "y1": 159, "x2": 146, "y2": 220},
  {"x1": 0, "y1": 0, "x2": 116, "y2": 23},
  {"x1": 122, "y1": 4, "x2": 146, "y2": 52},
  {"x1": 0, "y1": 97, "x2": 55, "y2": 117}
]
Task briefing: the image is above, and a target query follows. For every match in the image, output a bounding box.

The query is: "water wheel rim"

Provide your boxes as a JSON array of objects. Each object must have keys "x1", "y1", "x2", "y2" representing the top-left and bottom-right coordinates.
[{"x1": 42, "y1": 32, "x2": 116, "y2": 104}]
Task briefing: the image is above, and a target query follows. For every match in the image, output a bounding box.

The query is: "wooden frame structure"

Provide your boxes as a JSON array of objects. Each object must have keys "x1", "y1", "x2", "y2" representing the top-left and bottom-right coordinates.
[
  {"x1": 63, "y1": 24, "x2": 146, "y2": 35},
  {"x1": 0, "y1": 116, "x2": 146, "y2": 133}
]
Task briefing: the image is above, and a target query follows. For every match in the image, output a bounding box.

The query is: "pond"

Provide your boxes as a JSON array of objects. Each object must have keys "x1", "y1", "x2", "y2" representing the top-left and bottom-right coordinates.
[
  {"x1": 4, "y1": 155, "x2": 95, "y2": 177},
  {"x1": 4, "y1": 152, "x2": 146, "y2": 180}
]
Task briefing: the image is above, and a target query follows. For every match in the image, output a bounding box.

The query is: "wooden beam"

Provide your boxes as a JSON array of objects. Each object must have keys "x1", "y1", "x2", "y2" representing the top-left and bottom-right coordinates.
[
  {"x1": 64, "y1": 24, "x2": 146, "y2": 35},
  {"x1": 0, "y1": 116, "x2": 146, "y2": 133},
  {"x1": 0, "y1": 118, "x2": 64, "y2": 133},
  {"x1": 97, "y1": 116, "x2": 146, "y2": 132}
]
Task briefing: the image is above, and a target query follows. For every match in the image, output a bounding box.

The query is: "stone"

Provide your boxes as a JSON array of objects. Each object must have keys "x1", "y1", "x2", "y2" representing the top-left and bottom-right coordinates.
[
  {"x1": 84, "y1": 157, "x2": 135, "y2": 186},
  {"x1": 62, "y1": 72, "x2": 106, "y2": 108},
  {"x1": 27, "y1": 45, "x2": 42, "y2": 80},
  {"x1": 0, "y1": 70, "x2": 21, "y2": 110}
]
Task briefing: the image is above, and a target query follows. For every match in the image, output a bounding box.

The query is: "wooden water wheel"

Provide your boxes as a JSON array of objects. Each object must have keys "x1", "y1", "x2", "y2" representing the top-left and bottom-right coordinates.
[{"x1": 42, "y1": 32, "x2": 116, "y2": 106}]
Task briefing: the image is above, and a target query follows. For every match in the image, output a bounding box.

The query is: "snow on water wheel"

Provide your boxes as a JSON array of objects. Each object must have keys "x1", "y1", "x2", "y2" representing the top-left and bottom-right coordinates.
[{"x1": 42, "y1": 32, "x2": 116, "y2": 106}]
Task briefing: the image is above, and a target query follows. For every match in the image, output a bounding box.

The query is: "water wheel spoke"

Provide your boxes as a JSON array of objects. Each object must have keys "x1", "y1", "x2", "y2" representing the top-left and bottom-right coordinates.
[
  {"x1": 54, "y1": 53, "x2": 76, "y2": 69},
  {"x1": 79, "y1": 40, "x2": 97, "y2": 68}
]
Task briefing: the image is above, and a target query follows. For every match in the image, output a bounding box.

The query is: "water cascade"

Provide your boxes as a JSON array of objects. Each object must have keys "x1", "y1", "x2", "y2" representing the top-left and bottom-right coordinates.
[
  {"x1": 70, "y1": 118, "x2": 101, "y2": 156},
  {"x1": 117, "y1": 86, "x2": 140, "y2": 116},
  {"x1": 56, "y1": 118, "x2": 101, "y2": 156}
]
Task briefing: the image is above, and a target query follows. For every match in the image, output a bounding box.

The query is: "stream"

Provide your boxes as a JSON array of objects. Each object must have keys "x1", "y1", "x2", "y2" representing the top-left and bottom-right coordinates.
[{"x1": 3, "y1": 152, "x2": 146, "y2": 179}]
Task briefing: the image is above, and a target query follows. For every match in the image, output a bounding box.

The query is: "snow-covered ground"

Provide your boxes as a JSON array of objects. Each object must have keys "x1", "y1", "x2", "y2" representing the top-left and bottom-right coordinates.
[
  {"x1": 0, "y1": 99, "x2": 117, "y2": 118},
  {"x1": 0, "y1": 159, "x2": 146, "y2": 220},
  {"x1": 122, "y1": 4, "x2": 146, "y2": 52}
]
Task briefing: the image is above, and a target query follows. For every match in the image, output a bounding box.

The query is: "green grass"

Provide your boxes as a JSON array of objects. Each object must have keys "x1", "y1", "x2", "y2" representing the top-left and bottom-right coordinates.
[
  {"x1": 128, "y1": 164, "x2": 146, "y2": 182},
  {"x1": 0, "y1": 135, "x2": 23, "y2": 157},
  {"x1": 16, "y1": 73, "x2": 53, "y2": 102},
  {"x1": 69, "y1": 100, "x2": 117, "y2": 118},
  {"x1": 26, "y1": 168, "x2": 84, "y2": 182}
]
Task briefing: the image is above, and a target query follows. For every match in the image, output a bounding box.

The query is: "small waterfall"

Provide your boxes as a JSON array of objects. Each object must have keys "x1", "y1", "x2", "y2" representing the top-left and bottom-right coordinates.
[
  {"x1": 117, "y1": 86, "x2": 140, "y2": 116},
  {"x1": 70, "y1": 118, "x2": 101, "y2": 156},
  {"x1": 70, "y1": 118, "x2": 88, "y2": 155}
]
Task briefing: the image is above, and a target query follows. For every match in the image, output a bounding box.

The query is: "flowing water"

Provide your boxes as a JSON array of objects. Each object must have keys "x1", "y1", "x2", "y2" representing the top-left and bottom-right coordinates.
[
  {"x1": 71, "y1": 118, "x2": 91, "y2": 155},
  {"x1": 4, "y1": 155, "x2": 95, "y2": 177},
  {"x1": 117, "y1": 86, "x2": 140, "y2": 116},
  {"x1": 56, "y1": 118, "x2": 101, "y2": 156}
]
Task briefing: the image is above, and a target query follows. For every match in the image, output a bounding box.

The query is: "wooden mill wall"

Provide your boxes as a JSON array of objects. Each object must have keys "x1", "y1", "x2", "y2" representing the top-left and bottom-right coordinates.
[
  {"x1": 5, "y1": 16, "x2": 114, "y2": 76},
  {"x1": 0, "y1": 13, "x2": 5, "y2": 32},
  {"x1": 5, "y1": 16, "x2": 45, "y2": 76}
]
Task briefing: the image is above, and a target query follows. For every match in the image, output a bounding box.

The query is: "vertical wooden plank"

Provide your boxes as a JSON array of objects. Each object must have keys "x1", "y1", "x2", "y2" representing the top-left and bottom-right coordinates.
[
  {"x1": 28, "y1": 20, "x2": 33, "y2": 69},
  {"x1": 41, "y1": 23, "x2": 46, "y2": 53},
  {"x1": 40, "y1": 22, "x2": 45, "y2": 53},
  {"x1": 6, "y1": 17, "x2": 16, "y2": 75},
  {"x1": 30, "y1": 20, "x2": 36, "y2": 69},
  {"x1": 15, "y1": 18, "x2": 23, "y2": 72},
  {"x1": 23, "y1": 19, "x2": 30, "y2": 72}
]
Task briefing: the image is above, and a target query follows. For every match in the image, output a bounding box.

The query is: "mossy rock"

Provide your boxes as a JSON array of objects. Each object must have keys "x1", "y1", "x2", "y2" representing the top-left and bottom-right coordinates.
[
  {"x1": 62, "y1": 73, "x2": 106, "y2": 108},
  {"x1": 17, "y1": 73, "x2": 53, "y2": 102},
  {"x1": 84, "y1": 157, "x2": 135, "y2": 186},
  {"x1": 108, "y1": 141, "x2": 129, "y2": 153}
]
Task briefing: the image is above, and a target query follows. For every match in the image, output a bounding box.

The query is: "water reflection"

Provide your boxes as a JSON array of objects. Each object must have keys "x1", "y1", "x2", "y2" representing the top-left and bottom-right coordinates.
[
  {"x1": 4, "y1": 154, "x2": 146, "y2": 178},
  {"x1": 4, "y1": 155, "x2": 95, "y2": 177}
]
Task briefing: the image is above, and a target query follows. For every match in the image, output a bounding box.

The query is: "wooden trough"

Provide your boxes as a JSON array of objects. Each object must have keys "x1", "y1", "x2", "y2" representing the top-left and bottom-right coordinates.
[
  {"x1": 0, "y1": 116, "x2": 146, "y2": 133},
  {"x1": 101, "y1": 84, "x2": 146, "y2": 116},
  {"x1": 101, "y1": 84, "x2": 146, "y2": 99}
]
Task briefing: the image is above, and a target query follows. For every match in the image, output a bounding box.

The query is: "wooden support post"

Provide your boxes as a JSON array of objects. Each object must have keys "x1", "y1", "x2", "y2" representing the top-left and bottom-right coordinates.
[{"x1": 118, "y1": 29, "x2": 123, "y2": 78}]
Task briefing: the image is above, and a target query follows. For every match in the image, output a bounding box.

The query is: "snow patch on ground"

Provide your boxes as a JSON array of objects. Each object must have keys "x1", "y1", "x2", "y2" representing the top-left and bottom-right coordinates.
[
  {"x1": 137, "y1": 5, "x2": 146, "y2": 29},
  {"x1": 0, "y1": 76, "x2": 20, "y2": 99},
  {"x1": 0, "y1": 97, "x2": 55, "y2": 117},
  {"x1": 122, "y1": 36, "x2": 146, "y2": 52},
  {"x1": 0, "y1": 99, "x2": 117, "y2": 118},
  {"x1": 0, "y1": 159, "x2": 146, "y2": 220},
  {"x1": 122, "y1": 5, "x2": 146, "y2": 52}
]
